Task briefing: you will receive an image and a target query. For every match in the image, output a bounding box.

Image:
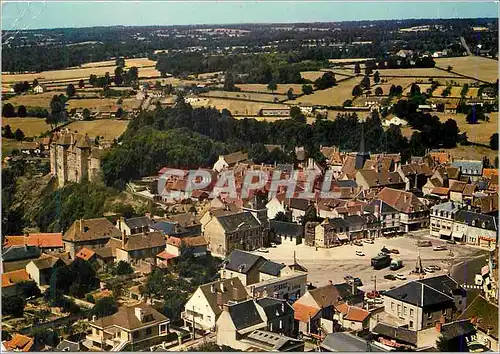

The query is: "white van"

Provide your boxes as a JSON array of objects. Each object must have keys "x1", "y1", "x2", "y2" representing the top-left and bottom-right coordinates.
[{"x1": 475, "y1": 274, "x2": 483, "y2": 286}]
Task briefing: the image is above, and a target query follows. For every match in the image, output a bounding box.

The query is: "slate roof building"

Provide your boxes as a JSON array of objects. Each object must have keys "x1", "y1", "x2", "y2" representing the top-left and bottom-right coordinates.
[
  {"x1": 453, "y1": 210, "x2": 498, "y2": 248},
  {"x1": 115, "y1": 216, "x2": 154, "y2": 236},
  {"x1": 452, "y1": 160, "x2": 483, "y2": 182},
  {"x1": 269, "y1": 220, "x2": 303, "y2": 245},
  {"x1": 364, "y1": 199, "x2": 401, "y2": 235},
  {"x1": 383, "y1": 275, "x2": 466, "y2": 331},
  {"x1": 430, "y1": 201, "x2": 462, "y2": 239},
  {"x1": 2, "y1": 245, "x2": 41, "y2": 263},
  {"x1": 216, "y1": 298, "x2": 298, "y2": 351},
  {"x1": 314, "y1": 218, "x2": 350, "y2": 247},
  {"x1": 320, "y1": 332, "x2": 389, "y2": 352},
  {"x1": 213, "y1": 151, "x2": 249, "y2": 172},
  {"x1": 458, "y1": 295, "x2": 498, "y2": 351},
  {"x1": 220, "y1": 249, "x2": 267, "y2": 286},
  {"x1": 107, "y1": 230, "x2": 166, "y2": 264},
  {"x1": 204, "y1": 212, "x2": 266, "y2": 257}
]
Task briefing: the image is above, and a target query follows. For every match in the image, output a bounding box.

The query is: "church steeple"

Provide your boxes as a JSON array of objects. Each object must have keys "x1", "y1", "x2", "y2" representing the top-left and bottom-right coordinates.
[{"x1": 355, "y1": 123, "x2": 370, "y2": 169}]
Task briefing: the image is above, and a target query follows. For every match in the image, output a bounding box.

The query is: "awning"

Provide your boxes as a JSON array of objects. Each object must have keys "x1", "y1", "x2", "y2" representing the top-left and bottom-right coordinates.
[
  {"x1": 440, "y1": 230, "x2": 452, "y2": 237},
  {"x1": 452, "y1": 231, "x2": 464, "y2": 239},
  {"x1": 337, "y1": 234, "x2": 349, "y2": 241}
]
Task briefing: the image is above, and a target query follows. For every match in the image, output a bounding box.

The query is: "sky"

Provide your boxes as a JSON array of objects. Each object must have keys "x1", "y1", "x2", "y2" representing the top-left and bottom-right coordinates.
[{"x1": 1, "y1": 1, "x2": 498, "y2": 30}]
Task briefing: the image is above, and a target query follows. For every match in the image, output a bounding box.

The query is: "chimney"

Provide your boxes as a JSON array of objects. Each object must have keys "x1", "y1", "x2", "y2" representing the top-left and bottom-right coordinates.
[
  {"x1": 134, "y1": 307, "x2": 144, "y2": 322},
  {"x1": 122, "y1": 230, "x2": 127, "y2": 247},
  {"x1": 232, "y1": 286, "x2": 240, "y2": 300},
  {"x1": 217, "y1": 292, "x2": 224, "y2": 307},
  {"x1": 435, "y1": 322, "x2": 442, "y2": 333}
]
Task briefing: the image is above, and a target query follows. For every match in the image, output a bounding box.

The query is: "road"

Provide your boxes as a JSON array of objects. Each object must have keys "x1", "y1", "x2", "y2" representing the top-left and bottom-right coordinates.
[
  {"x1": 451, "y1": 254, "x2": 488, "y2": 302},
  {"x1": 460, "y1": 36, "x2": 473, "y2": 56}
]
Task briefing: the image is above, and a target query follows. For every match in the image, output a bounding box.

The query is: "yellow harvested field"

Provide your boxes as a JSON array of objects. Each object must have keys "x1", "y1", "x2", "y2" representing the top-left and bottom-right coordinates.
[
  {"x1": 435, "y1": 78, "x2": 481, "y2": 86},
  {"x1": 65, "y1": 120, "x2": 129, "y2": 139},
  {"x1": 236, "y1": 84, "x2": 305, "y2": 94},
  {"x1": 5, "y1": 92, "x2": 58, "y2": 108},
  {"x1": 301, "y1": 71, "x2": 326, "y2": 81},
  {"x1": 435, "y1": 112, "x2": 498, "y2": 145},
  {"x1": 449, "y1": 145, "x2": 497, "y2": 161},
  {"x1": 76, "y1": 58, "x2": 156, "y2": 68},
  {"x1": 328, "y1": 58, "x2": 374, "y2": 63},
  {"x1": 190, "y1": 97, "x2": 289, "y2": 116},
  {"x1": 434, "y1": 56, "x2": 499, "y2": 83},
  {"x1": 466, "y1": 88, "x2": 480, "y2": 98},
  {"x1": 432, "y1": 86, "x2": 446, "y2": 97},
  {"x1": 66, "y1": 98, "x2": 120, "y2": 110},
  {"x1": 201, "y1": 90, "x2": 285, "y2": 103},
  {"x1": 404, "y1": 84, "x2": 433, "y2": 95},
  {"x1": 290, "y1": 77, "x2": 360, "y2": 106},
  {"x1": 2, "y1": 59, "x2": 158, "y2": 85},
  {"x1": 1, "y1": 117, "x2": 52, "y2": 137},
  {"x1": 376, "y1": 68, "x2": 461, "y2": 77},
  {"x1": 449, "y1": 86, "x2": 463, "y2": 97}
]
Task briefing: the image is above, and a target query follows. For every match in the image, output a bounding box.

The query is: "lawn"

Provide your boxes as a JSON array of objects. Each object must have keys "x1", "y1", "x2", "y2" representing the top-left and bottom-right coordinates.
[
  {"x1": 201, "y1": 90, "x2": 286, "y2": 103},
  {"x1": 448, "y1": 145, "x2": 497, "y2": 161},
  {"x1": 376, "y1": 68, "x2": 461, "y2": 77},
  {"x1": 236, "y1": 84, "x2": 305, "y2": 94},
  {"x1": 77, "y1": 58, "x2": 156, "y2": 69},
  {"x1": 300, "y1": 71, "x2": 327, "y2": 81},
  {"x1": 434, "y1": 56, "x2": 499, "y2": 83},
  {"x1": 2, "y1": 117, "x2": 52, "y2": 137},
  {"x1": 66, "y1": 98, "x2": 121, "y2": 111},
  {"x1": 328, "y1": 58, "x2": 374, "y2": 64},
  {"x1": 65, "y1": 120, "x2": 129, "y2": 139},
  {"x1": 289, "y1": 77, "x2": 360, "y2": 106},
  {"x1": 189, "y1": 97, "x2": 289, "y2": 116}
]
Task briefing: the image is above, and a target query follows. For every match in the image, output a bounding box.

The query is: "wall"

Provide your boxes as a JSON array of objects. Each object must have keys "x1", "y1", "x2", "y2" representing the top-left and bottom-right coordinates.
[
  {"x1": 248, "y1": 274, "x2": 307, "y2": 301},
  {"x1": 204, "y1": 218, "x2": 227, "y2": 257},
  {"x1": 25, "y1": 262, "x2": 41, "y2": 286},
  {"x1": 266, "y1": 198, "x2": 286, "y2": 220},
  {"x1": 183, "y1": 287, "x2": 216, "y2": 331}
]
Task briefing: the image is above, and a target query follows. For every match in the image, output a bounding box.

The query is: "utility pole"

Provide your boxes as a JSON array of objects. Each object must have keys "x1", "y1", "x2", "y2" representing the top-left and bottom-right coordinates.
[
  {"x1": 192, "y1": 306, "x2": 196, "y2": 341},
  {"x1": 372, "y1": 275, "x2": 377, "y2": 292}
]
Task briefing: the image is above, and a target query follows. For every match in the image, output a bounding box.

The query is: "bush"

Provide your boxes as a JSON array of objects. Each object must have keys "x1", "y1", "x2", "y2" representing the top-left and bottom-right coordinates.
[
  {"x1": 86, "y1": 294, "x2": 95, "y2": 303},
  {"x1": 1, "y1": 295, "x2": 26, "y2": 317},
  {"x1": 113, "y1": 260, "x2": 134, "y2": 275},
  {"x1": 92, "y1": 296, "x2": 118, "y2": 319}
]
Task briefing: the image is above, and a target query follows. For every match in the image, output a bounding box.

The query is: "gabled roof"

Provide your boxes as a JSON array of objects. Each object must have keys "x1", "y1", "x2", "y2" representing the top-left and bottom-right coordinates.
[
  {"x1": 156, "y1": 251, "x2": 177, "y2": 261},
  {"x1": 224, "y1": 250, "x2": 266, "y2": 274},
  {"x1": 376, "y1": 188, "x2": 428, "y2": 213},
  {"x1": 269, "y1": 220, "x2": 303, "y2": 237},
  {"x1": 115, "y1": 231, "x2": 166, "y2": 251},
  {"x1": 292, "y1": 303, "x2": 321, "y2": 322},
  {"x1": 440, "y1": 320, "x2": 476, "y2": 340},
  {"x1": 308, "y1": 284, "x2": 343, "y2": 308},
  {"x1": 454, "y1": 210, "x2": 497, "y2": 231},
  {"x1": 29, "y1": 255, "x2": 64, "y2": 270},
  {"x1": 92, "y1": 302, "x2": 168, "y2": 330},
  {"x1": 164, "y1": 213, "x2": 201, "y2": 228},
  {"x1": 364, "y1": 199, "x2": 398, "y2": 214},
  {"x1": 332, "y1": 283, "x2": 365, "y2": 306},
  {"x1": 227, "y1": 299, "x2": 265, "y2": 330},
  {"x1": 63, "y1": 218, "x2": 121, "y2": 242},
  {"x1": 222, "y1": 151, "x2": 249, "y2": 166},
  {"x1": 259, "y1": 261, "x2": 286, "y2": 276},
  {"x1": 2, "y1": 245, "x2": 41, "y2": 262},
  {"x1": 384, "y1": 281, "x2": 454, "y2": 308},
  {"x1": 357, "y1": 169, "x2": 404, "y2": 188},
  {"x1": 458, "y1": 295, "x2": 498, "y2": 340},
  {"x1": 321, "y1": 332, "x2": 387, "y2": 352},
  {"x1": 372, "y1": 323, "x2": 418, "y2": 346},
  {"x1": 256, "y1": 297, "x2": 293, "y2": 320},
  {"x1": 3, "y1": 334, "x2": 34, "y2": 352},
  {"x1": 288, "y1": 198, "x2": 312, "y2": 211},
  {"x1": 4, "y1": 233, "x2": 63, "y2": 249},
  {"x1": 199, "y1": 277, "x2": 248, "y2": 316},
  {"x1": 166, "y1": 235, "x2": 207, "y2": 248},
  {"x1": 344, "y1": 214, "x2": 366, "y2": 227},
  {"x1": 2, "y1": 269, "x2": 31, "y2": 288},
  {"x1": 75, "y1": 247, "x2": 96, "y2": 261},
  {"x1": 123, "y1": 216, "x2": 154, "y2": 230},
  {"x1": 216, "y1": 212, "x2": 261, "y2": 232},
  {"x1": 416, "y1": 275, "x2": 464, "y2": 297},
  {"x1": 335, "y1": 303, "x2": 370, "y2": 322},
  {"x1": 449, "y1": 181, "x2": 467, "y2": 192},
  {"x1": 452, "y1": 160, "x2": 483, "y2": 175}
]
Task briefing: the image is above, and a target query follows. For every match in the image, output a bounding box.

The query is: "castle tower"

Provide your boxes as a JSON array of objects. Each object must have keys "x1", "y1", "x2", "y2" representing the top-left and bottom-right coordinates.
[
  {"x1": 56, "y1": 134, "x2": 71, "y2": 187},
  {"x1": 355, "y1": 123, "x2": 370, "y2": 170},
  {"x1": 75, "y1": 134, "x2": 91, "y2": 182}
]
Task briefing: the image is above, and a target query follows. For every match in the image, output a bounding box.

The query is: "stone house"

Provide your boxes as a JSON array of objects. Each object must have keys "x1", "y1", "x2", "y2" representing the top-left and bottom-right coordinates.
[
  {"x1": 219, "y1": 249, "x2": 266, "y2": 286},
  {"x1": 204, "y1": 212, "x2": 265, "y2": 257},
  {"x1": 107, "y1": 231, "x2": 166, "y2": 264},
  {"x1": 85, "y1": 303, "x2": 170, "y2": 351},
  {"x1": 63, "y1": 218, "x2": 121, "y2": 259},
  {"x1": 333, "y1": 303, "x2": 370, "y2": 332},
  {"x1": 286, "y1": 198, "x2": 315, "y2": 223},
  {"x1": 213, "y1": 151, "x2": 249, "y2": 172},
  {"x1": 430, "y1": 201, "x2": 462, "y2": 239},
  {"x1": 25, "y1": 255, "x2": 68, "y2": 286},
  {"x1": 314, "y1": 218, "x2": 350, "y2": 247},
  {"x1": 1, "y1": 269, "x2": 32, "y2": 298},
  {"x1": 115, "y1": 216, "x2": 154, "y2": 236},
  {"x1": 453, "y1": 210, "x2": 497, "y2": 248}
]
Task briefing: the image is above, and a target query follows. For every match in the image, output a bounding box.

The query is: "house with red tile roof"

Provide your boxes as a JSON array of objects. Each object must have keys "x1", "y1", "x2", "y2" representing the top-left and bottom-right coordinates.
[
  {"x1": 334, "y1": 303, "x2": 370, "y2": 331},
  {"x1": 2, "y1": 269, "x2": 33, "y2": 298},
  {"x1": 2, "y1": 334, "x2": 35, "y2": 352},
  {"x1": 376, "y1": 188, "x2": 429, "y2": 232},
  {"x1": 4, "y1": 233, "x2": 63, "y2": 252}
]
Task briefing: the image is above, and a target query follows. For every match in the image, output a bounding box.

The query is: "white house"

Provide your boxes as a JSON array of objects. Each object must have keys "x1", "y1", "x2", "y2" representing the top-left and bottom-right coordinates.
[
  {"x1": 33, "y1": 85, "x2": 44, "y2": 94},
  {"x1": 382, "y1": 116, "x2": 408, "y2": 127},
  {"x1": 266, "y1": 194, "x2": 287, "y2": 220}
]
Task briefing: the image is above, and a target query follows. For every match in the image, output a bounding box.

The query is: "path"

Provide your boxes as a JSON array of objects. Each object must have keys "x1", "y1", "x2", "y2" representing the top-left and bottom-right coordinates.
[{"x1": 460, "y1": 36, "x2": 473, "y2": 56}]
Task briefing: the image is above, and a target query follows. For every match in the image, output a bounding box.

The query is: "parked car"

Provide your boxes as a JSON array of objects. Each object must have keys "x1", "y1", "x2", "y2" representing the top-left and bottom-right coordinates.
[
  {"x1": 433, "y1": 245, "x2": 447, "y2": 251},
  {"x1": 270, "y1": 242, "x2": 277, "y2": 248},
  {"x1": 446, "y1": 240, "x2": 456, "y2": 244},
  {"x1": 396, "y1": 274, "x2": 407, "y2": 280},
  {"x1": 257, "y1": 248, "x2": 269, "y2": 253},
  {"x1": 390, "y1": 249, "x2": 400, "y2": 254},
  {"x1": 424, "y1": 267, "x2": 435, "y2": 273},
  {"x1": 364, "y1": 239, "x2": 374, "y2": 244},
  {"x1": 384, "y1": 274, "x2": 397, "y2": 281},
  {"x1": 428, "y1": 265, "x2": 441, "y2": 271},
  {"x1": 356, "y1": 250, "x2": 365, "y2": 256},
  {"x1": 417, "y1": 240, "x2": 432, "y2": 247}
]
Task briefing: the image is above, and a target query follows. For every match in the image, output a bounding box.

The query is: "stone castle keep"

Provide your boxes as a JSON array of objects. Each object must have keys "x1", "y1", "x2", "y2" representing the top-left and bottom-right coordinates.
[{"x1": 50, "y1": 132, "x2": 104, "y2": 187}]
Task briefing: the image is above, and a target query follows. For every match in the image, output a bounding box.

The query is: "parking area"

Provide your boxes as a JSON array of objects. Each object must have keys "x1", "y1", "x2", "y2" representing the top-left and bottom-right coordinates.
[{"x1": 253, "y1": 232, "x2": 486, "y2": 292}]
